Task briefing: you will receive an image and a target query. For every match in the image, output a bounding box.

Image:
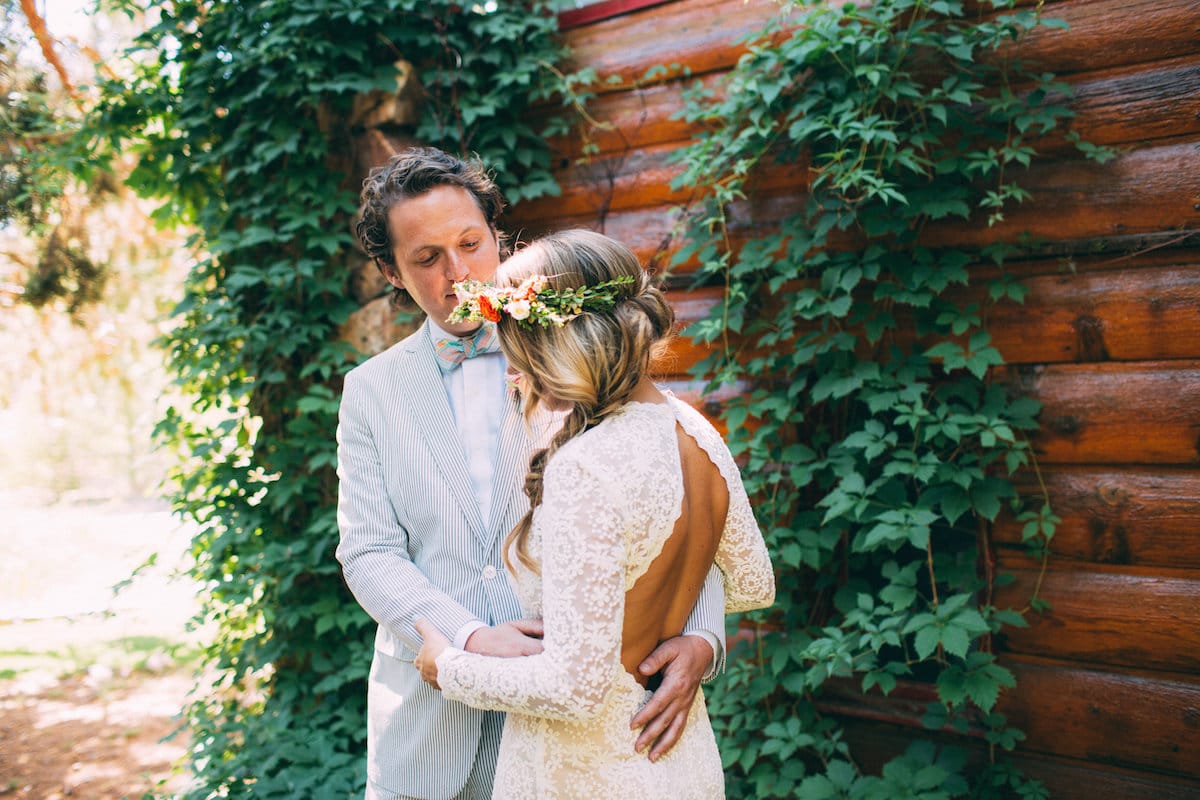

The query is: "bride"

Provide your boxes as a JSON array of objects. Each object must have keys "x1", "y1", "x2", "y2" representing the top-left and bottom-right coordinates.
[{"x1": 415, "y1": 229, "x2": 775, "y2": 799}]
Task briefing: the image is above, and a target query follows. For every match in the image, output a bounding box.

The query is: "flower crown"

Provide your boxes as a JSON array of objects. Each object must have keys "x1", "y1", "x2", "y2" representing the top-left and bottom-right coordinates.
[{"x1": 446, "y1": 273, "x2": 636, "y2": 328}]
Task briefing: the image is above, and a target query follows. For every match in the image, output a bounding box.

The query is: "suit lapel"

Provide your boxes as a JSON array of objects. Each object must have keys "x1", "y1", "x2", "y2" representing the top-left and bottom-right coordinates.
[{"x1": 397, "y1": 324, "x2": 488, "y2": 540}]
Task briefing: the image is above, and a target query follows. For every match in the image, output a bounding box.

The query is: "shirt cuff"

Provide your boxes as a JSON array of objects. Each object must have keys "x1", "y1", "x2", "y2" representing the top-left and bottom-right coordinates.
[
  {"x1": 453, "y1": 620, "x2": 488, "y2": 651},
  {"x1": 682, "y1": 629, "x2": 722, "y2": 681}
]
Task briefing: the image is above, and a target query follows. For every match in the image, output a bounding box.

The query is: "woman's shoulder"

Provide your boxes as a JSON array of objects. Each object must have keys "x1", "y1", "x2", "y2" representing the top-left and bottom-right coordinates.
[
  {"x1": 665, "y1": 393, "x2": 723, "y2": 442},
  {"x1": 664, "y1": 392, "x2": 743, "y2": 475},
  {"x1": 551, "y1": 402, "x2": 675, "y2": 479}
]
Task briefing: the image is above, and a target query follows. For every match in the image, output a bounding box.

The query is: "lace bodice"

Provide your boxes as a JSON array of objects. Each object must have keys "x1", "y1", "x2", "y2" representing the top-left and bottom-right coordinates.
[{"x1": 435, "y1": 394, "x2": 775, "y2": 797}]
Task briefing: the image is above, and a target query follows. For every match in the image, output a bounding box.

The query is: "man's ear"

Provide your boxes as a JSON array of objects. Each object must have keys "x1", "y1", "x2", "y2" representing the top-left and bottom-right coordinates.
[{"x1": 378, "y1": 259, "x2": 404, "y2": 290}]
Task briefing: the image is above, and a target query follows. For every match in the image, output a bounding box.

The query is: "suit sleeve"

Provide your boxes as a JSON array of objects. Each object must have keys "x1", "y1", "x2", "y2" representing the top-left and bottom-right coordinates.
[
  {"x1": 335, "y1": 368, "x2": 481, "y2": 653},
  {"x1": 682, "y1": 564, "x2": 727, "y2": 679},
  {"x1": 435, "y1": 456, "x2": 624, "y2": 721}
]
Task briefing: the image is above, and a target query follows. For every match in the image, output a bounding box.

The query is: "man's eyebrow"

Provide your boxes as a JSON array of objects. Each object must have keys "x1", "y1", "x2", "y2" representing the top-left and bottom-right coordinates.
[{"x1": 403, "y1": 225, "x2": 489, "y2": 259}]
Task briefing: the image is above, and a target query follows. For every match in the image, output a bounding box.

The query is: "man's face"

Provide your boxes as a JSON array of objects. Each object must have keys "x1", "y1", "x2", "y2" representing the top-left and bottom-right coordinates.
[{"x1": 384, "y1": 185, "x2": 501, "y2": 336}]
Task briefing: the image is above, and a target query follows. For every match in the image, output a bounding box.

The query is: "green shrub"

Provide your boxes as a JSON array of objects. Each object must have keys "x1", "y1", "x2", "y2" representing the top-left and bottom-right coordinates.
[
  {"x1": 87, "y1": 2, "x2": 566, "y2": 795},
  {"x1": 669, "y1": 1, "x2": 1107, "y2": 796}
]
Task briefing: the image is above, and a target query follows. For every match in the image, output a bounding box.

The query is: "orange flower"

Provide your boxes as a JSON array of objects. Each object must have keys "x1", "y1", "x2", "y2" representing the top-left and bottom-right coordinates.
[{"x1": 478, "y1": 294, "x2": 502, "y2": 323}]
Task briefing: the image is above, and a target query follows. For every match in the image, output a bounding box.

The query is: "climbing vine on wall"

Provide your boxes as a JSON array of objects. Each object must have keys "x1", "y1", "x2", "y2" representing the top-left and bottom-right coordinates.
[
  {"x1": 86, "y1": 1, "x2": 566, "y2": 796},
  {"x1": 670, "y1": 1, "x2": 1108, "y2": 796}
]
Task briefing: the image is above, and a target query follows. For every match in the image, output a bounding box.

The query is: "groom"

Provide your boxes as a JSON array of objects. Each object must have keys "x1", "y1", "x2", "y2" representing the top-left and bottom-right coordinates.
[{"x1": 336, "y1": 147, "x2": 725, "y2": 800}]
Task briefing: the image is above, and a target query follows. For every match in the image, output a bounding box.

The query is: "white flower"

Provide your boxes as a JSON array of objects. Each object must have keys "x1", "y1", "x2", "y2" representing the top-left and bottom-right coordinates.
[
  {"x1": 504, "y1": 299, "x2": 532, "y2": 320},
  {"x1": 518, "y1": 274, "x2": 548, "y2": 297}
]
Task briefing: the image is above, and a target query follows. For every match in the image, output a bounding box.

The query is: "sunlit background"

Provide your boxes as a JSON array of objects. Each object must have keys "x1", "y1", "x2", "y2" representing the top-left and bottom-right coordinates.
[{"x1": 1, "y1": 2, "x2": 204, "y2": 796}]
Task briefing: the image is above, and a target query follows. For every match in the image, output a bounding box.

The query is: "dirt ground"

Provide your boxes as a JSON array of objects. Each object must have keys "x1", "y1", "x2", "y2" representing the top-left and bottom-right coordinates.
[
  {"x1": 0, "y1": 497, "x2": 203, "y2": 799},
  {"x1": 0, "y1": 669, "x2": 192, "y2": 799}
]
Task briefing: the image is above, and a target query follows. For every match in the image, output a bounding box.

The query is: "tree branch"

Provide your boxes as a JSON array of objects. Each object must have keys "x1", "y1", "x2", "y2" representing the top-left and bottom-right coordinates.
[{"x1": 19, "y1": 0, "x2": 83, "y2": 108}]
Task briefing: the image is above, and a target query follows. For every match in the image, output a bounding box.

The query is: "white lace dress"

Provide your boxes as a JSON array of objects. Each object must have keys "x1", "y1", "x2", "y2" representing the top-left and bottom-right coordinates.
[{"x1": 434, "y1": 395, "x2": 775, "y2": 799}]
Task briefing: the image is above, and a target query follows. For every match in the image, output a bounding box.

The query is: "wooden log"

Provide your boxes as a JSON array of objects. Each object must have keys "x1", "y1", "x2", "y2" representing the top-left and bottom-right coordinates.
[
  {"x1": 995, "y1": 467, "x2": 1200, "y2": 570},
  {"x1": 557, "y1": 0, "x2": 1200, "y2": 96},
  {"x1": 557, "y1": 0, "x2": 673, "y2": 30},
  {"x1": 534, "y1": 73, "x2": 724, "y2": 161},
  {"x1": 539, "y1": 50, "x2": 1200, "y2": 161},
  {"x1": 838, "y1": 717, "x2": 1200, "y2": 799},
  {"x1": 991, "y1": 560, "x2": 1200, "y2": 674},
  {"x1": 510, "y1": 142, "x2": 692, "y2": 225},
  {"x1": 998, "y1": 656, "x2": 1200, "y2": 778},
  {"x1": 558, "y1": 0, "x2": 780, "y2": 89},
  {"x1": 815, "y1": 675, "x2": 938, "y2": 732},
  {"x1": 506, "y1": 205, "x2": 688, "y2": 275},
  {"x1": 983, "y1": 265, "x2": 1200, "y2": 364},
  {"x1": 1013, "y1": 751, "x2": 1200, "y2": 800},
  {"x1": 921, "y1": 141, "x2": 1200, "y2": 251},
  {"x1": 1055, "y1": 55, "x2": 1200, "y2": 150},
  {"x1": 1001, "y1": 360, "x2": 1200, "y2": 465},
  {"x1": 811, "y1": 657, "x2": 1200, "y2": 778},
  {"x1": 512, "y1": 140, "x2": 810, "y2": 226},
  {"x1": 1011, "y1": 0, "x2": 1200, "y2": 77},
  {"x1": 508, "y1": 186, "x2": 809, "y2": 279},
  {"x1": 655, "y1": 262, "x2": 1200, "y2": 372},
  {"x1": 655, "y1": 286, "x2": 724, "y2": 377},
  {"x1": 652, "y1": 258, "x2": 1200, "y2": 382},
  {"x1": 514, "y1": 140, "x2": 1200, "y2": 274}
]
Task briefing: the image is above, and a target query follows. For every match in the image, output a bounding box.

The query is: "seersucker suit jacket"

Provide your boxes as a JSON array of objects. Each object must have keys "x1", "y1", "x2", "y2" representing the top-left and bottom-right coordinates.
[
  {"x1": 336, "y1": 322, "x2": 537, "y2": 799},
  {"x1": 336, "y1": 320, "x2": 727, "y2": 799}
]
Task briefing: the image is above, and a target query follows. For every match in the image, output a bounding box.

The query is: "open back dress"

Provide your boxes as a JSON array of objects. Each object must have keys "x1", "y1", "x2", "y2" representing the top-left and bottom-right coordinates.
[{"x1": 435, "y1": 394, "x2": 776, "y2": 799}]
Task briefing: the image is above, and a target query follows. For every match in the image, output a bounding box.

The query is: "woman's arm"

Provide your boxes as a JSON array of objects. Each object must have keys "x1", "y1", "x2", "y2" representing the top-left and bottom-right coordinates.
[
  {"x1": 715, "y1": 462, "x2": 776, "y2": 613},
  {"x1": 425, "y1": 456, "x2": 626, "y2": 722}
]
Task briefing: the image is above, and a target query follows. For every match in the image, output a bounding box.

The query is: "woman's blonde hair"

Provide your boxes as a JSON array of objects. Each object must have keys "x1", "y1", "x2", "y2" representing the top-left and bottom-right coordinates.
[{"x1": 496, "y1": 229, "x2": 674, "y2": 573}]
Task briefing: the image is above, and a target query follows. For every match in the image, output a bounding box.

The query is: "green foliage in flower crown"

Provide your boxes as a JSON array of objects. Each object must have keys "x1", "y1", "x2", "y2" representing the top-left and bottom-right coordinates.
[
  {"x1": 81, "y1": 1, "x2": 569, "y2": 796},
  {"x1": 667, "y1": 1, "x2": 1107, "y2": 796},
  {"x1": 447, "y1": 274, "x2": 636, "y2": 327}
]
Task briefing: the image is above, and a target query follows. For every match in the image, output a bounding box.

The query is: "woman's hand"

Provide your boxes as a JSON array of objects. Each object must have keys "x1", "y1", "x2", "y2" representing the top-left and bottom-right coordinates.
[{"x1": 414, "y1": 618, "x2": 450, "y2": 690}]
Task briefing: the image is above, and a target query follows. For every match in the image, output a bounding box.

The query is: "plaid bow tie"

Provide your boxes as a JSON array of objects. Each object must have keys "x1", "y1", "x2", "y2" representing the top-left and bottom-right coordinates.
[{"x1": 434, "y1": 323, "x2": 501, "y2": 372}]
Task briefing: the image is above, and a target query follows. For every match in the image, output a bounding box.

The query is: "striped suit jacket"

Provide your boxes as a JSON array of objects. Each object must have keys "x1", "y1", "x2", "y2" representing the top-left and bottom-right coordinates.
[{"x1": 336, "y1": 323, "x2": 536, "y2": 799}]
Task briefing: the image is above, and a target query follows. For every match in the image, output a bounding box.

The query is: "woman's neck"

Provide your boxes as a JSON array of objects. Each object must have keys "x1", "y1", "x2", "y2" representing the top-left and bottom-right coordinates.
[{"x1": 629, "y1": 376, "x2": 667, "y2": 405}]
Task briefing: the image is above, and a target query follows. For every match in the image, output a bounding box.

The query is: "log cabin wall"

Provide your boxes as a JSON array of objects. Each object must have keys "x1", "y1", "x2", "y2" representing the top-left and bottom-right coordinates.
[{"x1": 503, "y1": 0, "x2": 1200, "y2": 796}]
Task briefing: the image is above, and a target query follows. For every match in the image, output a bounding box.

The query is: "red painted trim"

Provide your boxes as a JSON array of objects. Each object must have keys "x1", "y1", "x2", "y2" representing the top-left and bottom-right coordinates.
[{"x1": 557, "y1": 0, "x2": 673, "y2": 30}]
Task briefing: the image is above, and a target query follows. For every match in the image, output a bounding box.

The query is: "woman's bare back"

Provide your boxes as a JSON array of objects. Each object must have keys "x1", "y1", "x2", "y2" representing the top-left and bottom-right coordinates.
[{"x1": 621, "y1": 419, "x2": 730, "y2": 684}]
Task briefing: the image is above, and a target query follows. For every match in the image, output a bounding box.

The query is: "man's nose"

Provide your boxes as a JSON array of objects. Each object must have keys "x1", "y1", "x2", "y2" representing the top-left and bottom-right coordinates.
[{"x1": 444, "y1": 251, "x2": 470, "y2": 282}]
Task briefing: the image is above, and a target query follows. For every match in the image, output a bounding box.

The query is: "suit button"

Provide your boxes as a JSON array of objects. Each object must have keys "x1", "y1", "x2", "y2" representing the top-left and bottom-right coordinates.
[{"x1": 482, "y1": 565, "x2": 497, "y2": 580}]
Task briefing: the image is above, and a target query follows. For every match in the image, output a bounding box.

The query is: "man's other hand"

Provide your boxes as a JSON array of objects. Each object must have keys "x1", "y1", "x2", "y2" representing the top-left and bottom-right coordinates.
[{"x1": 630, "y1": 634, "x2": 713, "y2": 761}]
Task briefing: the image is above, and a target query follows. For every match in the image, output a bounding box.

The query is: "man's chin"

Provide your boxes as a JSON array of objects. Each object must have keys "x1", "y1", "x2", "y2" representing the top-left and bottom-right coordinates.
[{"x1": 441, "y1": 321, "x2": 483, "y2": 338}]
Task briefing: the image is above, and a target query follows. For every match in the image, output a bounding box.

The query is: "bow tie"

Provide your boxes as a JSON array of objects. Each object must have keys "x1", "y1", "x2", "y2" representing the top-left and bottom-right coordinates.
[{"x1": 434, "y1": 323, "x2": 501, "y2": 372}]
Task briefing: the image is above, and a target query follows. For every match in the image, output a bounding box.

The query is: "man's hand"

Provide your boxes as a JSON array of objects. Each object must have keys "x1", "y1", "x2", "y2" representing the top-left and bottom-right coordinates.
[
  {"x1": 630, "y1": 634, "x2": 714, "y2": 761},
  {"x1": 465, "y1": 619, "x2": 545, "y2": 657}
]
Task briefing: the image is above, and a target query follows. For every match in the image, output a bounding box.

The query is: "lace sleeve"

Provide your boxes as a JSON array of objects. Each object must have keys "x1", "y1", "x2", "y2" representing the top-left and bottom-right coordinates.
[
  {"x1": 435, "y1": 453, "x2": 625, "y2": 721},
  {"x1": 716, "y1": 465, "x2": 776, "y2": 613},
  {"x1": 669, "y1": 396, "x2": 775, "y2": 614}
]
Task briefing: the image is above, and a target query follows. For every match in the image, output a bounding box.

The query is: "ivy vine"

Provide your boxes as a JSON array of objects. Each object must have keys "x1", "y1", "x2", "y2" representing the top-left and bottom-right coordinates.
[
  {"x1": 85, "y1": 1, "x2": 567, "y2": 796},
  {"x1": 669, "y1": 1, "x2": 1108, "y2": 797}
]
